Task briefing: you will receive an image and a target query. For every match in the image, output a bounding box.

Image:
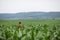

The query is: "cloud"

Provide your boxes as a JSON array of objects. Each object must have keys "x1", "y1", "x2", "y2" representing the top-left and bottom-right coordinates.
[{"x1": 0, "y1": 0, "x2": 60, "y2": 13}]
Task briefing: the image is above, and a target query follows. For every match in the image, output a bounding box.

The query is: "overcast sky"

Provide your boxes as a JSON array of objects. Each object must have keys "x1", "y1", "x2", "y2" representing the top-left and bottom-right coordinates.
[{"x1": 0, "y1": 0, "x2": 60, "y2": 13}]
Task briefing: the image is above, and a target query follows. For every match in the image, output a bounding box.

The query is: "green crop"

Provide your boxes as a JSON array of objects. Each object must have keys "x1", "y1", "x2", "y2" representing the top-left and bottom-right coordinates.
[{"x1": 0, "y1": 19, "x2": 60, "y2": 40}]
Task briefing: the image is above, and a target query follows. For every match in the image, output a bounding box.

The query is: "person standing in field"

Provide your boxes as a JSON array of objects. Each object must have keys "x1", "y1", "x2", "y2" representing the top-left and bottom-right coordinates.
[{"x1": 18, "y1": 22, "x2": 22, "y2": 28}]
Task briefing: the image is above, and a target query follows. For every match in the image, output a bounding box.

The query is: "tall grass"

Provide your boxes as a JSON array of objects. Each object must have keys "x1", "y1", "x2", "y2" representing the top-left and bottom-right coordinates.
[
  {"x1": 0, "y1": 19, "x2": 60, "y2": 40},
  {"x1": 0, "y1": 24, "x2": 60, "y2": 40}
]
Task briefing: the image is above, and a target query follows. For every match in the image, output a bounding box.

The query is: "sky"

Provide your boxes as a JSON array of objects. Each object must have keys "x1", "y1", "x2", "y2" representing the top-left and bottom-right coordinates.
[{"x1": 0, "y1": 0, "x2": 60, "y2": 13}]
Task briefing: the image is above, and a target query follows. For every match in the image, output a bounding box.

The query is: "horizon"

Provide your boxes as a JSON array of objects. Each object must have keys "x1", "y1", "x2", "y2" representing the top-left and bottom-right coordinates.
[
  {"x1": 0, "y1": 0, "x2": 60, "y2": 13},
  {"x1": 0, "y1": 11, "x2": 60, "y2": 14}
]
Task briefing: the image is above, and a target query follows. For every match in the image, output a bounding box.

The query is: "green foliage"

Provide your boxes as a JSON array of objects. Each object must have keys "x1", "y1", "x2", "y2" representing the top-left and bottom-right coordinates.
[{"x1": 0, "y1": 19, "x2": 60, "y2": 40}]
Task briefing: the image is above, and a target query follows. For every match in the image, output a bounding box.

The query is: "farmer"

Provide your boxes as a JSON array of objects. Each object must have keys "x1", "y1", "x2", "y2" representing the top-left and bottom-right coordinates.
[{"x1": 18, "y1": 22, "x2": 22, "y2": 28}]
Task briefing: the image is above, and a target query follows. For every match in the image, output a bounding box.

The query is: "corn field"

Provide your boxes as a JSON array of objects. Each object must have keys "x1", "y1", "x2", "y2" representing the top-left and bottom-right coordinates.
[{"x1": 0, "y1": 19, "x2": 60, "y2": 40}]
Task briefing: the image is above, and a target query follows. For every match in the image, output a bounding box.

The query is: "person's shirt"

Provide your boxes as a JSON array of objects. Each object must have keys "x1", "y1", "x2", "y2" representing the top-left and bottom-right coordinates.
[{"x1": 18, "y1": 24, "x2": 22, "y2": 28}]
